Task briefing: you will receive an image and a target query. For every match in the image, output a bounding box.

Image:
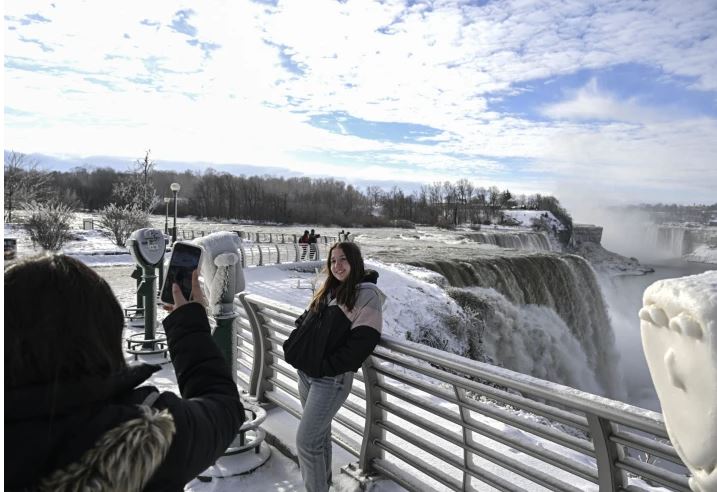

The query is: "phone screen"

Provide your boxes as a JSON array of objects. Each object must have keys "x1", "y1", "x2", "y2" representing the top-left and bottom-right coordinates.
[{"x1": 161, "y1": 242, "x2": 202, "y2": 304}]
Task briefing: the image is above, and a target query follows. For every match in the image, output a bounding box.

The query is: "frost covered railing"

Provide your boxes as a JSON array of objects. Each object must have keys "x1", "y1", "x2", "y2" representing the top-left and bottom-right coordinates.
[
  {"x1": 234, "y1": 242, "x2": 329, "y2": 267},
  {"x1": 234, "y1": 293, "x2": 690, "y2": 492}
]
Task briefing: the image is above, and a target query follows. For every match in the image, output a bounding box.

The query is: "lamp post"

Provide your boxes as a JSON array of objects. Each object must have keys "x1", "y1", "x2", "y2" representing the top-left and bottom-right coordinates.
[
  {"x1": 170, "y1": 182, "x2": 181, "y2": 244},
  {"x1": 163, "y1": 197, "x2": 171, "y2": 234}
]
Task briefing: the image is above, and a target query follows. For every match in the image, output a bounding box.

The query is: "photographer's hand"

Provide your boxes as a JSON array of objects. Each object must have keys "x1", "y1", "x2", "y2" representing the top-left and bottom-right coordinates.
[{"x1": 164, "y1": 269, "x2": 207, "y2": 312}]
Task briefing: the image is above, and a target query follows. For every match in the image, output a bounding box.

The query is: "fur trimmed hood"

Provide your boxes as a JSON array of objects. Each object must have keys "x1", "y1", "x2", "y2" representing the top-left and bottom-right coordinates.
[{"x1": 37, "y1": 404, "x2": 175, "y2": 491}]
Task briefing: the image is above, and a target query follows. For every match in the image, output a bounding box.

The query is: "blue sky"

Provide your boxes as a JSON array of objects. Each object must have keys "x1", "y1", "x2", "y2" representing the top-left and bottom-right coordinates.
[{"x1": 4, "y1": 0, "x2": 717, "y2": 212}]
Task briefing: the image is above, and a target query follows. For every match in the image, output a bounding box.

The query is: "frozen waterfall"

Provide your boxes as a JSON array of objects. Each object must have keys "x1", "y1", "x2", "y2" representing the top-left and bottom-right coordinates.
[{"x1": 409, "y1": 253, "x2": 625, "y2": 399}]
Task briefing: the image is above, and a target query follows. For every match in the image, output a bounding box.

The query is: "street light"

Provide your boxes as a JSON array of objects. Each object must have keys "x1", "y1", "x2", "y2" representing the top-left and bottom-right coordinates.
[
  {"x1": 170, "y1": 182, "x2": 181, "y2": 244},
  {"x1": 163, "y1": 197, "x2": 171, "y2": 234}
]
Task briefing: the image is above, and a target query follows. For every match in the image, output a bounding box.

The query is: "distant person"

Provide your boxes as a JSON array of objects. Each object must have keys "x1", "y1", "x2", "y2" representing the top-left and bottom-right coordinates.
[
  {"x1": 283, "y1": 242, "x2": 384, "y2": 492},
  {"x1": 344, "y1": 231, "x2": 351, "y2": 242},
  {"x1": 299, "y1": 229, "x2": 310, "y2": 260},
  {"x1": 308, "y1": 229, "x2": 320, "y2": 260},
  {"x1": 5, "y1": 254, "x2": 244, "y2": 491},
  {"x1": 338, "y1": 230, "x2": 345, "y2": 241}
]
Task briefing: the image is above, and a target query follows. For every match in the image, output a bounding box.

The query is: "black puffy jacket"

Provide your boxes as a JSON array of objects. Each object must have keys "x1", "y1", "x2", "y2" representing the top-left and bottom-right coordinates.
[
  {"x1": 5, "y1": 302, "x2": 244, "y2": 491},
  {"x1": 283, "y1": 270, "x2": 384, "y2": 377}
]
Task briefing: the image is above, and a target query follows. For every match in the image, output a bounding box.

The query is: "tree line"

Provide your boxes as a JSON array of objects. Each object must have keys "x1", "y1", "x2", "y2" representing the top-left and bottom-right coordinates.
[{"x1": 4, "y1": 151, "x2": 573, "y2": 245}]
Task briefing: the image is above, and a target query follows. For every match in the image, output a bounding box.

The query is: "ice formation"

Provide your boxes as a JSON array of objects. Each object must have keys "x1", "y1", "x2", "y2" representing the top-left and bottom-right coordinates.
[{"x1": 640, "y1": 270, "x2": 717, "y2": 492}]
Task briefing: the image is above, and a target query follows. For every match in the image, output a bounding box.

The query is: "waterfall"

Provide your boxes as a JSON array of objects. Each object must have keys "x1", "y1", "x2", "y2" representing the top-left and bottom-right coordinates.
[
  {"x1": 656, "y1": 226, "x2": 687, "y2": 256},
  {"x1": 409, "y1": 253, "x2": 625, "y2": 399},
  {"x1": 462, "y1": 231, "x2": 554, "y2": 252},
  {"x1": 449, "y1": 287, "x2": 603, "y2": 395}
]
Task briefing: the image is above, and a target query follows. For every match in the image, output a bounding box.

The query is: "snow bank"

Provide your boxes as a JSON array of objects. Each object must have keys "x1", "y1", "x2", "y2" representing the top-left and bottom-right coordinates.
[
  {"x1": 501, "y1": 210, "x2": 566, "y2": 231},
  {"x1": 640, "y1": 270, "x2": 717, "y2": 492},
  {"x1": 684, "y1": 245, "x2": 717, "y2": 265}
]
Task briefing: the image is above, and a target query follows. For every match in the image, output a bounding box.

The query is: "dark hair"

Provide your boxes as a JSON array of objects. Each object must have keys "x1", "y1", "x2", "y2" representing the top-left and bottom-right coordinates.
[
  {"x1": 5, "y1": 254, "x2": 127, "y2": 388},
  {"x1": 309, "y1": 242, "x2": 365, "y2": 312}
]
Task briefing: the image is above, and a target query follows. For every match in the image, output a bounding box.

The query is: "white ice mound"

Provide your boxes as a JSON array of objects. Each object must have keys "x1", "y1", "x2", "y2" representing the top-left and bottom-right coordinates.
[
  {"x1": 640, "y1": 270, "x2": 717, "y2": 492},
  {"x1": 193, "y1": 232, "x2": 245, "y2": 308}
]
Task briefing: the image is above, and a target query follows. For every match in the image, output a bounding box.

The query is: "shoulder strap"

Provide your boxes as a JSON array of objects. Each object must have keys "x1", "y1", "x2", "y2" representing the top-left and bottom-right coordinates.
[{"x1": 142, "y1": 390, "x2": 160, "y2": 408}]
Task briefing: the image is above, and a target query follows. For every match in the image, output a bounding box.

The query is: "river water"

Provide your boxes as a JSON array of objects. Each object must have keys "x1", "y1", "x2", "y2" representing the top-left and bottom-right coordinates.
[{"x1": 600, "y1": 259, "x2": 715, "y2": 411}]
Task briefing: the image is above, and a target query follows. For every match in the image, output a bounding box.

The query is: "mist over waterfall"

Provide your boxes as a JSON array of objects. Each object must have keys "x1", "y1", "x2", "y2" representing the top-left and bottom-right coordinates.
[
  {"x1": 656, "y1": 226, "x2": 687, "y2": 256},
  {"x1": 409, "y1": 254, "x2": 625, "y2": 399},
  {"x1": 462, "y1": 231, "x2": 554, "y2": 251},
  {"x1": 449, "y1": 287, "x2": 603, "y2": 395}
]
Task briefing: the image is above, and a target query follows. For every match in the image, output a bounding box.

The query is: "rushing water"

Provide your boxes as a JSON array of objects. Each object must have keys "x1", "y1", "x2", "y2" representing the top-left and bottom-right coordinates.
[
  {"x1": 461, "y1": 231, "x2": 554, "y2": 251},
  {"x1": 404, "y1": 253, "x2": 625, "y2": 399}
]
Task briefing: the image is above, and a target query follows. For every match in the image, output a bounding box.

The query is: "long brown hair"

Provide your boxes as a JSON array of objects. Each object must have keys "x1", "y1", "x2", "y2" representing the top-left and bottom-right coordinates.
[
  {"x1": 309, "y1": 242, "x2": 365, "y2": 312},
  {"x1": 5, "y1": 254, "x2": 127, "y2": 388}
]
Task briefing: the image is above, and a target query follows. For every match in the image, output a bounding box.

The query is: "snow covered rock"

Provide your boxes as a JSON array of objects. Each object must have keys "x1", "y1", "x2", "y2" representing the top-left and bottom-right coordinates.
[{"x1": 640, "y1": 270, "x2": 717, "y2": 492}]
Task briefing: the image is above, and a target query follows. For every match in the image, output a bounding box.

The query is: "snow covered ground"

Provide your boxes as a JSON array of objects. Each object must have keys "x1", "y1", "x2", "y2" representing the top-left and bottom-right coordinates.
[
  {"x1": 501, "y1": 209, "x2": 565, "y2": 231},
  {"x1": 685, "y1": 244, "x2": 717, "y2": 264}
]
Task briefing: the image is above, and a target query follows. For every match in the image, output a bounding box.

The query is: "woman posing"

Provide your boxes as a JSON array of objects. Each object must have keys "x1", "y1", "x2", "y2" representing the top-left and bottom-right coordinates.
[
  {"x1": 283, "y1": 241, "x2": 385, "y2": 492},
  {"x1": 5, "y1": 254, "x2": 244, "y2": 491}
]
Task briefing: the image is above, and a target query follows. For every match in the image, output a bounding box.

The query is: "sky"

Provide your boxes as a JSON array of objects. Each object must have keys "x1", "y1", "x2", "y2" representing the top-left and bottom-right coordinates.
[{"x1": 4, "y1": 0, "x2": 717, "y2": 209}]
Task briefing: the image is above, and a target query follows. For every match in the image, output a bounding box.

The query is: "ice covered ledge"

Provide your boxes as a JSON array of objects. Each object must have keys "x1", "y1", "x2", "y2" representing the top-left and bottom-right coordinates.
[{"x1": 640, "y1": 270, "x2": 717, "y2": 492}]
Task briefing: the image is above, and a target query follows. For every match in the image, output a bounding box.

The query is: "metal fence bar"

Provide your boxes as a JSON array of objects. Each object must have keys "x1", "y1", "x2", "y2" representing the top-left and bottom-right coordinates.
[{"x1": 235, "y1": 292, "x2": 691, "y2": 492}]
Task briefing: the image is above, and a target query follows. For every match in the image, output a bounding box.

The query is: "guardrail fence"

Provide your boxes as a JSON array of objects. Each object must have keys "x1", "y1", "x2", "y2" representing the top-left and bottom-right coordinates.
[
  {"x1": 233, "y1": 242, "x2": 328, "y2": 267},
  {"x1": 234, "y1": 292, "x2": 690, "y2": 492}
]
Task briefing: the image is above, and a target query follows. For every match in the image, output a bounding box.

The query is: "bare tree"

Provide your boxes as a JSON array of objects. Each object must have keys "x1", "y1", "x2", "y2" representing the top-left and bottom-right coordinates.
[
  {"x1": 111, "y1": 150, "x2": 159, "y2": 213},
  {"x1": 4, "y1": 151, "x2": 49, "y2": 222}
]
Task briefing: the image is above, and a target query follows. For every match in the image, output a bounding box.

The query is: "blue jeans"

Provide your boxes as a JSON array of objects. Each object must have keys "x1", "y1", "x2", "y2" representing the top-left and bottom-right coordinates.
[{"x1": 296, "y1": 369, "x2": 354, "y2": 492}]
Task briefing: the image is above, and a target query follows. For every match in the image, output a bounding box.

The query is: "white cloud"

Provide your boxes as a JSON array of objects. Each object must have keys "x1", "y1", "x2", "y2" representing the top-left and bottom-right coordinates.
[
  {"x1": 4, "y1": 0, "x2": 717, "y2": 204},
  {"x1": 540, "y1": 78, "x2": 672, "y2": 124}
]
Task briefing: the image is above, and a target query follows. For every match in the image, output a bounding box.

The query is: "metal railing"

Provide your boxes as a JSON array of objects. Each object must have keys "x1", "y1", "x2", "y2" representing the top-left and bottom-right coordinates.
[
  {"x1": 235, "y1": 242, "x2": 329, "y2": 267},
  {"x1": 174, "y1": 226, "x2": 339, "y2": 246},
  {"x1": 234, "y1": 292, "x2": 690, "y2": 492}
]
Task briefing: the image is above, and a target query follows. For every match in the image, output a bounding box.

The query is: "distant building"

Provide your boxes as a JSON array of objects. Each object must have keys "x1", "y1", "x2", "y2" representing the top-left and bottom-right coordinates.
[{"x1": 571, "y1": 224, "x2": 603, "y2": 246}]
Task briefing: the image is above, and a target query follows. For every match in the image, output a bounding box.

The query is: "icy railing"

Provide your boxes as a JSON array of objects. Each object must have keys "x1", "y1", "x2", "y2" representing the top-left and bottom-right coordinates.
[
  {"x1": 234, "y1": 293, "x2": 690, "y2": 492},
  {"x1": 234, "y1": 242, "x2": 329, "y2": 267},
  {"x1": 176, "y1": 227, "x2": 339, "y2": 247}
]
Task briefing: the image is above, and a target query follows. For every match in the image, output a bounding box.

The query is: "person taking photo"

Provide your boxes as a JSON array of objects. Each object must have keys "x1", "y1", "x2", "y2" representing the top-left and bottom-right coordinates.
[{"x1": 5, "y1": 254, "x2": 244, "y2": 491}]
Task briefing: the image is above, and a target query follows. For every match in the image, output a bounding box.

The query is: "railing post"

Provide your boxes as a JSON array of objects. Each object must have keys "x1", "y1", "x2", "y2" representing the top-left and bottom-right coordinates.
[
  {"x1": 237, "y1": 294, "x2": 275, "y2": 402},
  {"x1": 132, "y1": 265, "x2": 143, "y2": 315},
  {"x1": 238, "y1": 242, "x2": 247, "y2": 268},
  {"x1": 587, "y1": 414, "x2": 626, "y2": 491},
  {"x1": 293, "y1": 242, "x2": 300, "y2": 262},
  {"x1": 238, "y1": 293, "x2": 261, "y2": 397},
  {"x1": 311, "y1": 243, "x2": 321, "y2": 262},
  {"x1": 257, "y1": 244, "x2": 263, "y2": 266},
  {"x1": 454, "y1": 386, "x2": 471, "y2": 491},
  {"x1": 275, "y1": 244, "x2": 280, "y2": 264},
  {"x1": 358, "y1": 356, "x2": 386, "y2": 473}
]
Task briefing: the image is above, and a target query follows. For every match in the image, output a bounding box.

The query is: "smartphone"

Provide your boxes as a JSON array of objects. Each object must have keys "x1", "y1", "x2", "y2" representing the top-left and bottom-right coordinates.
[{"x1": 160, "y1": 242, "x2": 203, "y2": 304}]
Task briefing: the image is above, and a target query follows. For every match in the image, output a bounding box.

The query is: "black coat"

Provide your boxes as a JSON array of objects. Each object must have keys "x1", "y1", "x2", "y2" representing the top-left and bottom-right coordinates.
[
  {"x1": 283, "y1": 271, "x2": 384, "y2": 378},
  {"x1": 5, "y1": 302, "x2": 244, "y2": 491}
]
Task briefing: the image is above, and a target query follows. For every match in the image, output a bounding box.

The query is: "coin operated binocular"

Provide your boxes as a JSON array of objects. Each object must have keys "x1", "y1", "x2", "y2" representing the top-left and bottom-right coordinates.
[{"x1": 126, "y1": 228, "x2": 168, "y2": 358}]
